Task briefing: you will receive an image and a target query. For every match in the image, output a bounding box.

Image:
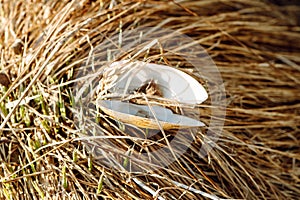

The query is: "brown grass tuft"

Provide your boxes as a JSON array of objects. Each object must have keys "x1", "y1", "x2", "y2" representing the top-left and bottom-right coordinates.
[{"x1": 0, "y1": 0, "x2": 299, "y2": 199}]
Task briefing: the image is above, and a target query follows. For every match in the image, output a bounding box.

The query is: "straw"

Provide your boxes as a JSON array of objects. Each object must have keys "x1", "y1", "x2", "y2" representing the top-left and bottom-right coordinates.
[{"x1": 0, "y1": 0, "x2": 299, "y2": 199}]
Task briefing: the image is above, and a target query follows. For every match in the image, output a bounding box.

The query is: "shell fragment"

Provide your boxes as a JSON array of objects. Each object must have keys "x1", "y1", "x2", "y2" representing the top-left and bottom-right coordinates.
[
  {"x1": 98, "y1": 100, "x2": 205, "y2": 130},
  {"x1": 108, "y1": 60, "x2": 208, "y2": 104},
  {"x1": 98, "y1": 60, "x2": 208, "y2": 129}
]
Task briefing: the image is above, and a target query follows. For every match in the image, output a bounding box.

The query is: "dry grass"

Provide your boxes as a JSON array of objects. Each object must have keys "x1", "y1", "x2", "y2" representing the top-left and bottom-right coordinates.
[{"x1": 0, "y1": 0, "x2": 300, "y2": 199}]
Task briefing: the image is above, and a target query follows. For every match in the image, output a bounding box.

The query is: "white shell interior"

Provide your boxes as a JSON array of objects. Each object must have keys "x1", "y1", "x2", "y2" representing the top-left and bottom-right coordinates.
[
  {"x1": 98, "y1": 100, "x2": 205, "y2": 128},
  {"x1": 109, "y1": 60, "x2": 208, "y2": 104},
  {"x1": 98, "y1": 60, "x2": 208, "y2": 129}
]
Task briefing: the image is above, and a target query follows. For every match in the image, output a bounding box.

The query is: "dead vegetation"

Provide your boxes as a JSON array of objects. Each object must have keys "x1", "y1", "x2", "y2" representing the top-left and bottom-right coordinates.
[{"x1": 0, "y1": 0, "x2": 299, "y2": 199}]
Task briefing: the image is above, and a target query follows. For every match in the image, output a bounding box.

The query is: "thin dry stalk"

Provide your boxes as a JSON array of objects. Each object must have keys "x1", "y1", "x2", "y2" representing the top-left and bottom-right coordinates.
[{"x1": 0, "y1": 0, "x2": 299, "y2": 199}]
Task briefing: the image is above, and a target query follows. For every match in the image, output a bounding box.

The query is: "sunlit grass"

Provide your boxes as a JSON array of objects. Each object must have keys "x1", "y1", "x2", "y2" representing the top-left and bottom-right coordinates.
[{"x1": 0, "y1": 0, "x2": 299, "y2": 199}]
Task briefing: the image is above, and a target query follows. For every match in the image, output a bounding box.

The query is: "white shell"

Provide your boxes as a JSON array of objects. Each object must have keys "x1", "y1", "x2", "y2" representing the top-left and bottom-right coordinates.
[
  {"x1": 98, "y1": 100, "x2": 205, "y2": 130},
  {"x1": 109, "y1": 60, "x2": 208, "y2": 104}
]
